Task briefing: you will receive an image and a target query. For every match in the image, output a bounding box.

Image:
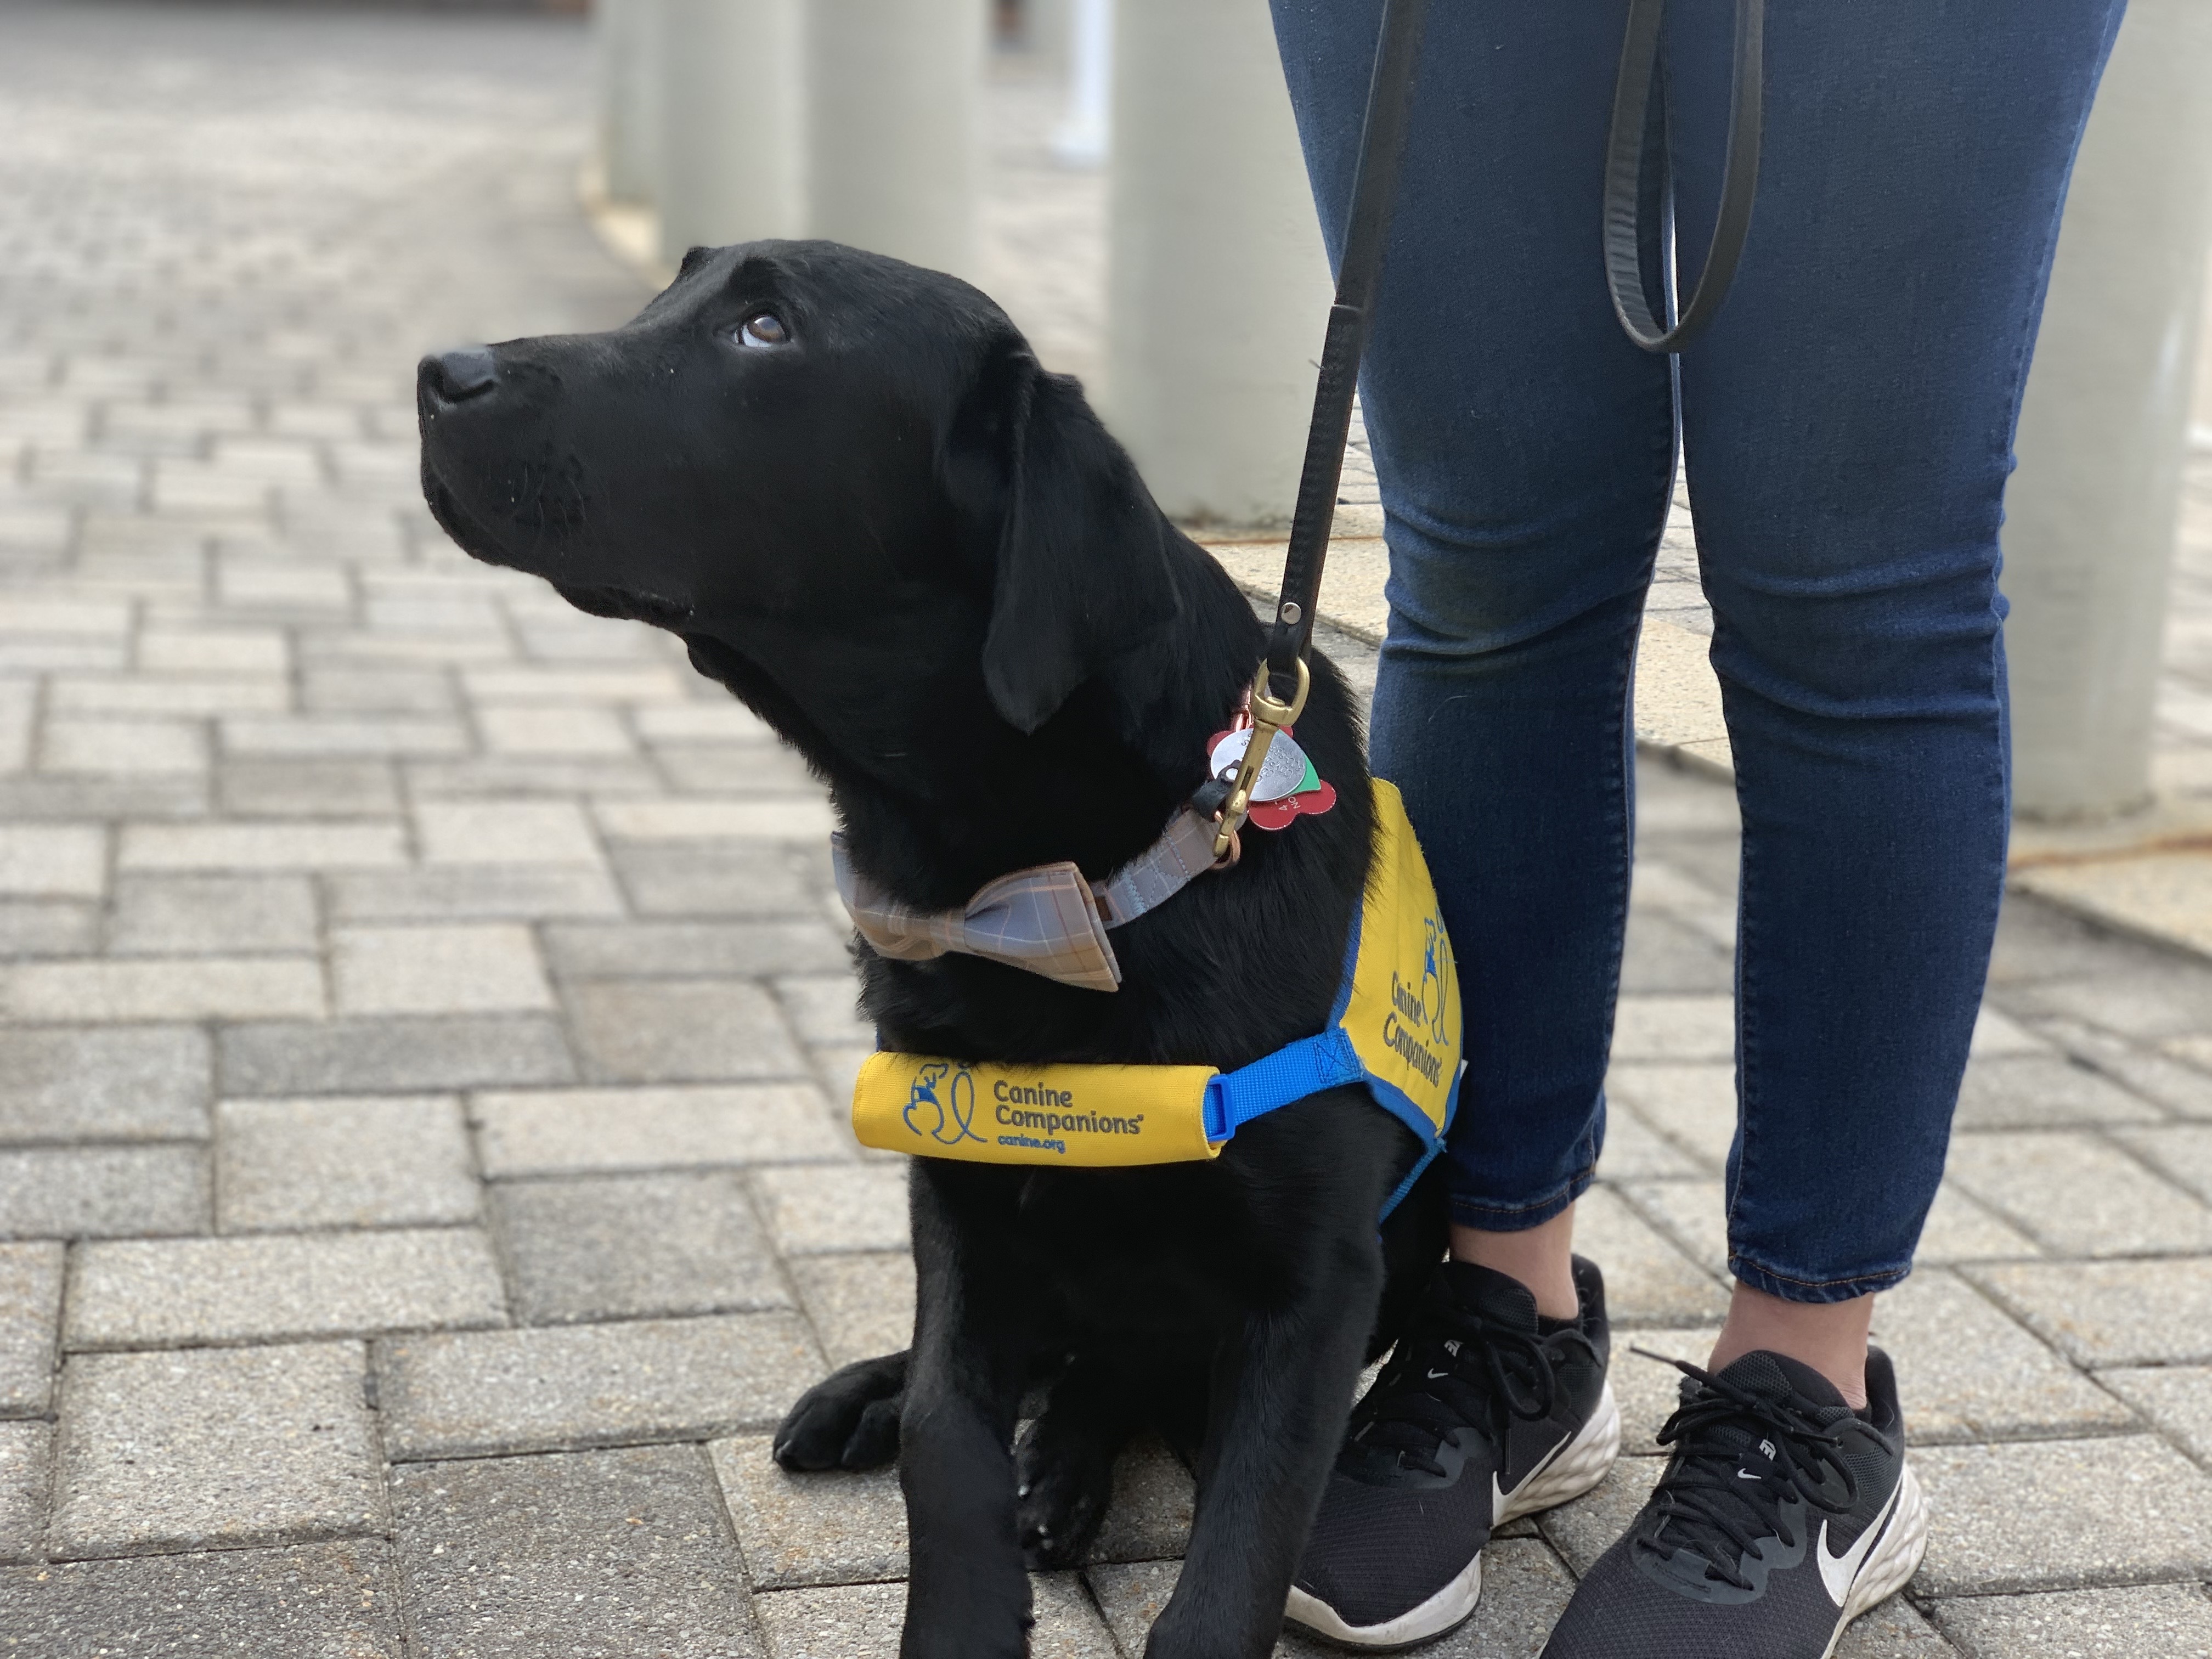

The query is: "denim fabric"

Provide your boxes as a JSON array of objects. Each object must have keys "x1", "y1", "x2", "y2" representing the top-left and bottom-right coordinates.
[{"x1": 1268, "y1": 0, "x2": 2126, "y2": 1301}]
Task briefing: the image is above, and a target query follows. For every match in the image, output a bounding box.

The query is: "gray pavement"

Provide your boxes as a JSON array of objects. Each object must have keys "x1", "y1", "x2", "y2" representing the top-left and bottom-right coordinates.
[{"x1": 1, "y1": 3, "x2": 2210, "y2": 1654}]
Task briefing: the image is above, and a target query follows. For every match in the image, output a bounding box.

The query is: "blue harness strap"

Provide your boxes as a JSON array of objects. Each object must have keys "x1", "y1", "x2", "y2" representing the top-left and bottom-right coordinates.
[{"x1": 1200, "y1": 1029, "x2": 1452, "y2": 1223}]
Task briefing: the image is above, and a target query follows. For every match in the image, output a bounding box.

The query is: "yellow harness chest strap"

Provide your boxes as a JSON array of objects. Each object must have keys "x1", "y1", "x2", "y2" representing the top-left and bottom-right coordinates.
[{"x1": 851, "y1": 781, "x2": 1461, "y2": 1213}]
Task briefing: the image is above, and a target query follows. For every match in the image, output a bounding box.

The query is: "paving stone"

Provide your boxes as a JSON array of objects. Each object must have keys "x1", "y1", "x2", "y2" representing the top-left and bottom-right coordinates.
[
  {"x1": 0, "y1": 1539, "x2": 406, "y2": 1656},
  {"x1": 1618, "y1": 908, "x2": 1735, "y2": 994},
  {"x1": 301, "y1": 666, "x2": 453, "y2": 715},
  {"x1": 1869, "y1": 1269, "x2": 2137, "y2": 1443},
  {"x1": 773, "y1": 975, "x2": 874, "y2": 1047},
  {"x1": 472, "y1": 1083, "x2": 848, "y2": 1175},
  {"x1": 709, "y1": 1432, "x2": 906, "y2": 1588},
  {"x1": 1537, "y1": 1452, "x2": 1663, "y2": 1576},
  {"x1": 0, "y1": 1241, "x2": 64, "y2": 1415},
  {"x1": 609, "y1": 839, "x2": 820, "y2": 917},
  {"x1": 1971, "y1": 1006, "x2": 2051, "y2": 1057},
  {"x1": 753, "y1": 1164, "x2": 911, "y2": 1255},
  {"x1": 413, "y1": 799, "x2": 605, "y2": 867},
  {"x1": 1954, "y1": 1053, "x2": 2165, "y2": 1130},
  {"x1": 545, "y1": 919, "x2": 853, "y2": 979},
  {"x1": 330, "y1": 922, "x2": 555, "y2": 1015},
  {"x1": 40, "y1": 718, "x2": 207, "y2": 776},
  {"x1": 1571, "y1": 1186, "x2": 1728, "y2": 1325},
  {"x1": 218, "y1": 756, "x2": 402, "y2": 817},
  {"x1": 596, "y1": 798, "x2": 837, "y2": 842},
  {"x1": 1608, "y1": 995, "x2": 1735, "y2": 1062},
  {"x1": 2115, "y1": 1122, "x2": 2212, "y2": 1203},
  {"x1": 654, "y1": 742, "x2": 821, "y2": 795},
  {"x1": 0, "y1": 1025, "x2": 210, "y2": 1143},
  {"x1": 635, "y1": 703, "x2": 780, "y2": 742},
  {"x1": 326, "y1": 863, "x2": 625, "y2": 922},
  {"x1": 0, "y1": 1146, "x2": 209, "y2": 1240},
  {"x1": 0, "y1": 898, "x2": 99, "y2": 956},
  {"x1": 476, "y1": 703, "x2": 636, "y2": 755},
  {"x1": 2002, "y1": 968, "x2": 2212, "y2": 1043},
  {"x1": 407, "y1": 754, "x2": 665, "y2": 799},
  {"x1": 53, "y1": 674, "x2": 287, "y2": 718},
  {"x1": 1603, "y1": 1063, "x2": 1735, "y2": 1167},
  {"x1": 1968, "y1": 1256, "x2": 2212, "y2": 1367},
  {"x1": 754, "y1": 1573, "x2": 1113, "y2": 1659},
  {"x1": 1838, "y1": 1600, "x2": 1962, "y2": 1657},
  {"x1": 492, "y1": 1172, "x2": 789, "y2": 1323},
  {"x1": 564, "y1": 978, "x2": 809, "y2": 1084},
  {"x1": 119, "y1": 820, "x2": 405, "y2": 871},
  {"x1": 0, "y1": 823, "x2": 105, "y2": 897},
  {"x1": 50, "y1": 1342, "x2": 384, "y2": 1557},
  {"x1": 465, "y1": 665, "x2": 687, "y2": 705},
  {"x1": 139, "y1": 627, "x2": 290, "y2": 672},
  {"x1": 1090, "y1": 1541, "x2": 1575, "y2": 1658},
  {"x1": 391, "y1": 1444, "x2": 760, "y2": 1659},
  {"x1": 65, "y1": 1229, "x2": 506, "y2": 1348},
  {"x1": 0, "y1": 1420, "x2": 48, "y2": 1564},
  {"x1": 216, "y1": 1095, "x2": 479, "y2": 1231},
  {"x1": 219, "y1": 1013, "x2": 577, "y2": 1095},
  {"x1": 0, "y1": 956, "x2": 325, "y2": 1022},
  {"x1": 1601, "y1": 1327, "x2": 1719, "y2": 1455},
  {"x1": 787, "y1": 1252, "x2": 915, "y2": 1367},
  {"x1": 1943, "y1": 1130, "x2": 2212, "y2": 1256},
  {"x1": 1934, "y1": 1582, "x2": 2212, "y2": 1657},
  {"x1": 1592, "y1": 1106, "x2": 1701, "y2": 1181},
  {"x1": 2098, "y1": 1366, "x2": 2212, "y2": 1465},
  {"x1": 1912, "y1": 1436, "x2": 2212, "y2": 1594},
  {"x1": 107, "y1": 873, "x2": 319, "y2": 955},
  {"x1": 374, "y1": 1313, "x2": 825, "y2": 1460}
]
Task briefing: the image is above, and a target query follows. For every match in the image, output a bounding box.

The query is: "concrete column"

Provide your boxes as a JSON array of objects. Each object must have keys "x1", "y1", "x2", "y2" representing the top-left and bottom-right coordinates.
[
  {"x1": 596, "y1": 0, "x2": 661, "y2": 204},
  {"x1": 805, "y1": 0, "x2": 985, "y2": 277},
  {"x1": 655, "y1": 0, "x2": 805, "y2": 266},
  {"x1": 2005, "y1": 0, "x2": 2212, "y2": 820},
  {"x1": 1102, "y1": 0, "x2": 1331, "y2": 526},
  {"x1": 1051, "y1": 0, "x2": 1110, "y2": 167}
]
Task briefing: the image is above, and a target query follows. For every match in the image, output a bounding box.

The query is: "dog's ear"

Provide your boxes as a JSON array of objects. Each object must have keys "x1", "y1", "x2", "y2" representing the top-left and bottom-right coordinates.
[{"x1": 949, "y1": 347, "x2": 1180, "y2": 733}]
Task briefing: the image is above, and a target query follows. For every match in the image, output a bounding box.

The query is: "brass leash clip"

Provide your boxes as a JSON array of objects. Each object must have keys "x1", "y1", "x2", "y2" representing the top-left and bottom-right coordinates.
[{"x1": 1211, "y1": 658, "x2": 1311, "y2": 860}]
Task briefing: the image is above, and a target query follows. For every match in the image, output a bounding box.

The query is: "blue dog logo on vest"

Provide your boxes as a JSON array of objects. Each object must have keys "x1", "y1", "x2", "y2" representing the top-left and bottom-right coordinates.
[
  {"x1": 1420, "y1": 913, "x2": 1452, "y2": 1046},
  {"x1": 905, "y1": 1062, "x2": 985, "y2": 1147}
]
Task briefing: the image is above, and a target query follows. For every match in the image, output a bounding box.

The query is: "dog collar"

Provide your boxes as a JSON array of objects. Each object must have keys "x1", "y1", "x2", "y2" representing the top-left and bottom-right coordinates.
[{"x1": 831, "y1": 804, "x2": 1222, "y2": 994}]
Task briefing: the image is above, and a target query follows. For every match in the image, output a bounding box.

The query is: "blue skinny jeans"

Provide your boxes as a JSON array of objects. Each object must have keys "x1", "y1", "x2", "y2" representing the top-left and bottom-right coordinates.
[{"x1": 1269, "y1": 0, "x2": 2126, "y2": 1302}]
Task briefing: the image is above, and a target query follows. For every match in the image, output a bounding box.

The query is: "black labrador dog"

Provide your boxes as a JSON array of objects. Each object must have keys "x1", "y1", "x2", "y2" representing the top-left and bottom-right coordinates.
[{"x1": 419, "y1": 241, "x2": 1445, "y2": 1659}]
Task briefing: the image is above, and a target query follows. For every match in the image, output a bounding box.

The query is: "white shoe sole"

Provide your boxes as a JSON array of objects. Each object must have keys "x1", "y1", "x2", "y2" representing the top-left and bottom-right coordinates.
[
  {"x1": 1820, "y1": 1463, "x2": 1929, "y2": 1659},
  {"x1": 1285, "y1": 1383, "x2": 1623, "y2": 1651}
]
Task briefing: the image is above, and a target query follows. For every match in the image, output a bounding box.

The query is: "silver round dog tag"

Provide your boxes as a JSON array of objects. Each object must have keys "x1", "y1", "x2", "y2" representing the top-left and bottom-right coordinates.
[{"x1": 1209, "y1": 727, "x2": 1310, "y2": 802}]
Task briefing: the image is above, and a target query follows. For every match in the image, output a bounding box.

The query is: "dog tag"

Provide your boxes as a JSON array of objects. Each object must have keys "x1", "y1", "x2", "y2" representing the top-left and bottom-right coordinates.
[{"x1": 1208, "y1": 727, "x2": 1311, "y2": 804}]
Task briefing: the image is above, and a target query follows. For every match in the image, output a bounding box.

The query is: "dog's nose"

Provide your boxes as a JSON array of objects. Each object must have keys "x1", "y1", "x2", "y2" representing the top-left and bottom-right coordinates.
[{"x1": 420, "y1": 346, "x2": 499, "y2": 404}]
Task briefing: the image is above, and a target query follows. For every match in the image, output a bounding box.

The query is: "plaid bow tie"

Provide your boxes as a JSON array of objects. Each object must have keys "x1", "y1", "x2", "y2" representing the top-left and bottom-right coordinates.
[{"x1": 831, "y1": 808, "x2": 1221, "y2": 993}]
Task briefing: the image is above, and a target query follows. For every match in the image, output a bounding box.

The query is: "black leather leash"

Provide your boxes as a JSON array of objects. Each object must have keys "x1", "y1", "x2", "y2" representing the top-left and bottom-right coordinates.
[
  {"x1": 1221, "y1": 0, "x2": 1763, "y2": 854},
  {"x1": 1603, "y1": 0, "x2": 1766, "y2": 353}
]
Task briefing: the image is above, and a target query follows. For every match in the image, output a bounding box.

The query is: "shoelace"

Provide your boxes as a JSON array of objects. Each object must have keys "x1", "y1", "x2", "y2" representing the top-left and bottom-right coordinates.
[
  {"x1": 1353, "y1": 1285, "x2": 1559, "y2": 1478},
  {"x1": 1632, "y1": 1350, "x2": 1860, "y2": 1592}
]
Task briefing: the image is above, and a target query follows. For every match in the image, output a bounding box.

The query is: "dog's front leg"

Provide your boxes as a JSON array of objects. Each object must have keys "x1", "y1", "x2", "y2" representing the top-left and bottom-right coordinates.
[
  {"x1": 1145, "y1": 1241, "x2": 1383, "y2": 1659},
  {"x1": 900, "y1": 1160, "x2": 1036, "y2": 1659}
]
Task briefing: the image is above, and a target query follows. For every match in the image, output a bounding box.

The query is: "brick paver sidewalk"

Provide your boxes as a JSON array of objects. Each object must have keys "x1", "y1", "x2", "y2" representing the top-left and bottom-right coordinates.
[{"x1": 3, "y1": 5, "x2": 2211, "y2": 1655}]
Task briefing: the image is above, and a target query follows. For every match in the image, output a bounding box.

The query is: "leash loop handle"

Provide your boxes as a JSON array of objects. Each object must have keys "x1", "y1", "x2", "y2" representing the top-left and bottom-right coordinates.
[{"x1": 1602, "y1": 0, "x2": 1765, "y2": 353}]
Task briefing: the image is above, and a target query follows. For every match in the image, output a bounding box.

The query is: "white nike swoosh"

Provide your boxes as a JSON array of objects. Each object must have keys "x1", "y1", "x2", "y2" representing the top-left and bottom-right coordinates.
[
  {"x1": 1817, "y1": 1476, "x2": 1904, "y2": 1607},
  {"x1": 1426, "y1": 1369, "x2": 1451, "y2": 1379}
]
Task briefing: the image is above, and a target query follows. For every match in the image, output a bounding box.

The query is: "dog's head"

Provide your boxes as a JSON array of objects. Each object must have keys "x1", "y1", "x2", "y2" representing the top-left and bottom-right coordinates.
[{"x1": 417, "y1": 240, "x2": 1189, "y2": 750}]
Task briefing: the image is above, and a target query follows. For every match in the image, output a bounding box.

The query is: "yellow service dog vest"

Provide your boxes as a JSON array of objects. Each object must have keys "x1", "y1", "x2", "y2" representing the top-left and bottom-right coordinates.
[{"x1": 851, "y1": 781, "x2": 1460, "y2": 1217}]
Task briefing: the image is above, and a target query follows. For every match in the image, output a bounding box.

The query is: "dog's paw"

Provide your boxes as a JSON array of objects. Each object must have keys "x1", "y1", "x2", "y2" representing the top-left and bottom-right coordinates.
[
  {"x1": 1014, "y1": 1414, "x2": 1118, "y2": 1571},
  {"x1": 773, "y1": 1351, "x2": 907, "y2": 1471}
]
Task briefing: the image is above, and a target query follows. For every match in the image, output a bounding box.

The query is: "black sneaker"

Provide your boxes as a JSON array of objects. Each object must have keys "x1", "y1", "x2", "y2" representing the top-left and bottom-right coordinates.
[
  {"x1": 1539, "y1": 1347, "x2": 1929, "y2": 1659},
  {"x1": 1286, "y1": 1256, "x2": 1618, "y2": 1649}
]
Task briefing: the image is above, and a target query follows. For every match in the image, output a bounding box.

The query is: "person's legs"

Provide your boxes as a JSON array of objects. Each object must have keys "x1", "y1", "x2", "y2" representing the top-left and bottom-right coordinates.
[
  {"x1": 1660, "y1": 0, "x2": 2126, "y2": 1361},
  {"x1": 1268, "y1": 1, "x2": 1669, "y2": 1644},
  {"x1": 1272, "y1": 0, "x2": 1672, "y2": 1302},
  {"x1": 1539, "y1": 2, "x2": 2126, "y2": 1654}
]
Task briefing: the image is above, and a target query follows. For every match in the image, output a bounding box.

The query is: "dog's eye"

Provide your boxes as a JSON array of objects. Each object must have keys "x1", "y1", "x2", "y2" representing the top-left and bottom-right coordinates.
[{"x1": 737, "y1": 312, "x2": 790, "y2": 349}]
